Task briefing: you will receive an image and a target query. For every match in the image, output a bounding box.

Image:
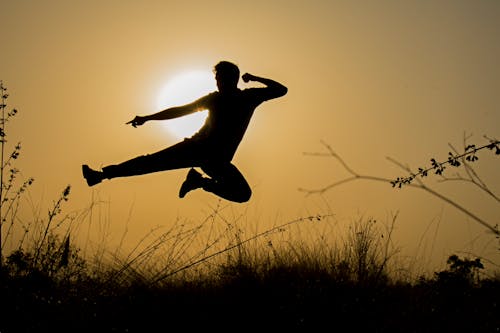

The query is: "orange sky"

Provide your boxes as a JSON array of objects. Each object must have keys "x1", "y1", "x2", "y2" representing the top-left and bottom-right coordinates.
[{"x1": 1, "y1": 0, "x2": 499, "y2": 273}]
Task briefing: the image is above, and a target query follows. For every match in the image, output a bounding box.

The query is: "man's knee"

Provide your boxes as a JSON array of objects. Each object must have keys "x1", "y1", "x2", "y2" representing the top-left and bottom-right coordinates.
[{"x1": 233, "y1": 186, "x2": 252, "y2": 203}]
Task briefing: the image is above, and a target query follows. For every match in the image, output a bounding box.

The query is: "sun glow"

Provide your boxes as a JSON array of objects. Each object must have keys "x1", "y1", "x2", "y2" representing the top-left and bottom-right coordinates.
[{"x1": 156, "y1": 70, "x2": 216, "y2": 139}]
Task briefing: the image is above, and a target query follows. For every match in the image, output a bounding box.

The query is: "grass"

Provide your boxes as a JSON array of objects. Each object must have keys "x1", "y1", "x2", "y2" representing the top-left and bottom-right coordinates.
[
  {"x1": 1, "y1": 83, "x2": 498, "y2": 332},
  {"x1": 1, "y1": 207, "x2": 499, "y2": 333}
]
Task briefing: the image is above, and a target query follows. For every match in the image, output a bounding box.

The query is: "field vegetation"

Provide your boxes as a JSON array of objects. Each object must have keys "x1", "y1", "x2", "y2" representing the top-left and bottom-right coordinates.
[{"x1": 1, "y1": 82, "x2": 498, "y2": 332}]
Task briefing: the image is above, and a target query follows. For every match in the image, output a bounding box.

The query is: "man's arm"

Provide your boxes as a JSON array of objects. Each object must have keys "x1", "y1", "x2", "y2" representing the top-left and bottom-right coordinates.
[
  {"x1": 242, "y1": 73, "x2": 288, "y2": 98},
  {"x1": 126, "y1": 95, "x2": 209, "y2": 128}
]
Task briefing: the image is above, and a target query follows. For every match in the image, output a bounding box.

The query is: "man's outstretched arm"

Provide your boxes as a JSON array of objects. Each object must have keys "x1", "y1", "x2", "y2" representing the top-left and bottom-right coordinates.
[
  {"x1": 242, "y1": 73, "x2": 288, "y2": 98},
  {"x1": 126, "y1": 96, "x2": 208, "y2": 128}
]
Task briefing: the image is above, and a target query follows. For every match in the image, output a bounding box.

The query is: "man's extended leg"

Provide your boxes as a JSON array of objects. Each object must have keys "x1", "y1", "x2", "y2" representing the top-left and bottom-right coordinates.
[
  {"x1": 82, "y1": 139, "x2": 203, "y2": 186},
  {"x1": 183, "y1": 163, "x2": 251, "y2": 203}
]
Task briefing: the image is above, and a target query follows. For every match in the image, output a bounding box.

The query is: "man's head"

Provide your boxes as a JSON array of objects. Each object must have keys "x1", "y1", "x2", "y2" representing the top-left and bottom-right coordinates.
[{"x1": 214, "y1": 61, "x2": 240, "y2": 92}]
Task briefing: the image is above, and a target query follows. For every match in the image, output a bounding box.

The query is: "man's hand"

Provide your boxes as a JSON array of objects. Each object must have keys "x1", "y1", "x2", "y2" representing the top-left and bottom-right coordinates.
[
  {"x1": 126, "y1": 115, "x2": 147, "y2": 128},
  {"x1": 242, "y1": 73, "x2": 256, "y2": 83}
]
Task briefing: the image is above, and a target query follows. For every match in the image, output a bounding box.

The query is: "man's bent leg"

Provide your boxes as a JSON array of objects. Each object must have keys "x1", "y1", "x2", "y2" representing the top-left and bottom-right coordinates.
[{"x1": 200, "y1": 163, "x2": 252, "y2": 203}]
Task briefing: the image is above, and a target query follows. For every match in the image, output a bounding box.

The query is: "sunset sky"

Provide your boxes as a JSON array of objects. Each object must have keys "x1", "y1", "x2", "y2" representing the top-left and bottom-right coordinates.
[{"x1": 1, "y1": 0, "x2": 499, "y2": 272}]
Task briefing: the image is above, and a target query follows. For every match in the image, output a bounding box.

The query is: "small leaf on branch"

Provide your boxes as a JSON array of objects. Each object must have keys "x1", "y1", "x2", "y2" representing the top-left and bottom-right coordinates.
[
  {"x1": 465, "y1": 144, "x2": 476, "y2": 152},
  {"x1": 447, "y1": 152, "x2": 461, "y2": 167},
  {"x1": 418, "y1": 167, "x2": 428, "y2": 177}
]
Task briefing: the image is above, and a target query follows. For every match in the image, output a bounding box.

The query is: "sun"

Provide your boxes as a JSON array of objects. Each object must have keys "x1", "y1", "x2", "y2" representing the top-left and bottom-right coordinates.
[{"x1": 156, "y1": 70, "x2": 216, "y2": 139}]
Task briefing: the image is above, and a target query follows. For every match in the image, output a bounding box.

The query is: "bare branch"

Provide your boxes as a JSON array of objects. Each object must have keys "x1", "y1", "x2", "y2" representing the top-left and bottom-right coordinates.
[{"x1": 301, "y1": 140, "x2": 499, "y2": 237}]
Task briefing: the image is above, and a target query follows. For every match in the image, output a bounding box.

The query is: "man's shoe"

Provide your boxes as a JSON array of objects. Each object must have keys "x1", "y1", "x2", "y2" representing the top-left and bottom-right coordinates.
[
  {"x1": 179, "y1": 168, "x2": 203, "y2": 198},
  {"x1": 82, "y1": 165, "x2": 103, "y2": 187}
]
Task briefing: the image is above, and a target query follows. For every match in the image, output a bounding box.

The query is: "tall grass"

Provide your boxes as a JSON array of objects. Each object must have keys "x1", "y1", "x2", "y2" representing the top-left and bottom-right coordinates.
[
  {"x1": 1, "y1": 82, "x2": 497, "y2": 332},
  {"x1": 2, "y1": 201, "x2": 497, "y2": 332},
  {"x1": 0, "y1": 80, "x2": 35, "y2": 269},
  {"x1": 0, "y1": 82, "x2": 78, "y2": 281},
  {"x1": 3, "y1": 188, "x2": 400, "y2": 286}
]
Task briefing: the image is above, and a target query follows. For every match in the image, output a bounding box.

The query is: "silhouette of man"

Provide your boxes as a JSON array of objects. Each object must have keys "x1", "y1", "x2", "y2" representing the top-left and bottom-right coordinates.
[{"x1": 82, "y1": 61, "x2": 287, "y2": 203}]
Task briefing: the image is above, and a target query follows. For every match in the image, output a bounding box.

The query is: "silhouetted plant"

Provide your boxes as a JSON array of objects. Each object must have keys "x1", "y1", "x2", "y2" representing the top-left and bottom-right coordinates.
[
  {"x1": 149, "y1": 208, "x2": 330, "y2": 285},
  {"x1": 390, "y1": 135, "x2": 499, "y2": 189},
  {"x1": 0, "y1": 81, "x2": 35, "y2": 269},
  {"x1": 300, "y1": 135, "x2": 499, "y2": 237},
  {"x1": 0, "y1": 82, "x2": 83, "y2": 282},
  {"x1": 433, "y1": 254, "x2": 485, "y2": 287},
  {"x1": 3, "y1": 185, "x2": 86, "y2": 282},
  {"x1": 32, "y1": 185, "x2": 71, "y2": 266},
  {"x1": 344, "y1": 217, "x2": 396, "y2": 285},
  {"x1": 6, "y1": 232, "x2": 86, "y2": 283}
]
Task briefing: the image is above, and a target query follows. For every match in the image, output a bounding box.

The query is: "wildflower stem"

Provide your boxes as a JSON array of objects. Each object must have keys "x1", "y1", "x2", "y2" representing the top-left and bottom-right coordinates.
[{"x1": 0, "y1": 80, "x2": 5, "y2": 269}]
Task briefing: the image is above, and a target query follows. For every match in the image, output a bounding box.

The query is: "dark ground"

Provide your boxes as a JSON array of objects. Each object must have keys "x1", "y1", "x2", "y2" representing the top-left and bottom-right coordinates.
[{"x1": 1, "y1": 271, "x2": 499, "y2": 333}]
